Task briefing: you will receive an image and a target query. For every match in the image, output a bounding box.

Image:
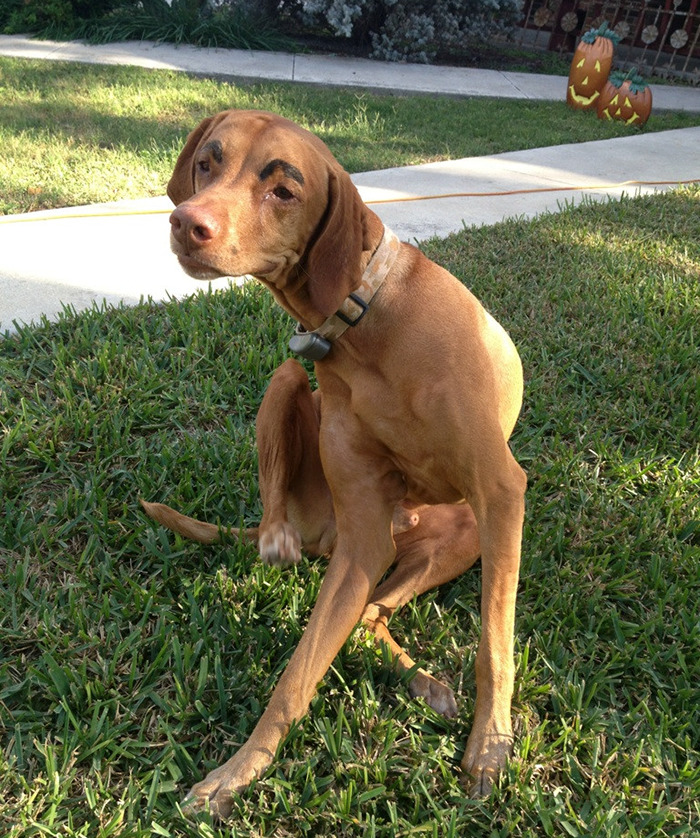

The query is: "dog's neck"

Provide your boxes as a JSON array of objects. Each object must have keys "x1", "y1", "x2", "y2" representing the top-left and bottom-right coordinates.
[{"x1": 288, "y1": 226, "x2": 400, "y2": 361}]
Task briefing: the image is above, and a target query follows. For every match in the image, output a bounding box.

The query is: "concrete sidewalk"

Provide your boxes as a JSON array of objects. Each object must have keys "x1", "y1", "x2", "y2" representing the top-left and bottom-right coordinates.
[
  {"x1": 2, "y1": 34, "x2": 699, "y2": 110},
  {"x1": 1, "y1": 35, "x2": 699, "y2": 334}
]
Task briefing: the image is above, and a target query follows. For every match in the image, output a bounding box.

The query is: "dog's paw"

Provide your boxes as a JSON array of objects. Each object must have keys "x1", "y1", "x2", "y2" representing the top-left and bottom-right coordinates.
[
  {"x1": 461, "y1": 727, "x2": 513, "y2": 797},
  {"x1": 258, "y1": 521, "x2": 302, "y2": 566},
  {"x1": 409, "y1": 669, "x2": 458, "y2": 718},
  {"x1": 181, "y1": 748, "x2": 266, "y2": 821}
]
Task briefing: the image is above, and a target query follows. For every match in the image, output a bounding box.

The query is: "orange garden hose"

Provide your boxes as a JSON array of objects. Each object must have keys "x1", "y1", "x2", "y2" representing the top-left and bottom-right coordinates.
[
  {"x1": 364, "y1": 178, "x2": 700, "y2": 203},
  {"x1": 0, "y1": 178, "x2": 698, "y2": 224}
]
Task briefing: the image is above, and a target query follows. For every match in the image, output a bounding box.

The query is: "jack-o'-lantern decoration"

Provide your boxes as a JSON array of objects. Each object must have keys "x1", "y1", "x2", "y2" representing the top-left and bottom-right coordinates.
[
  {"x1": 567, "y1": 22, "x2": 620, "y2": 110},
  {"x1": 597, "y1": 69, "x2": 653, "y2": 126}
]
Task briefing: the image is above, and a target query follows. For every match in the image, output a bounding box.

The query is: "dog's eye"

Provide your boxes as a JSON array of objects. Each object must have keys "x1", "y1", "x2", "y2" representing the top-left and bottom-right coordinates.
[
  {"x1": 196, "y1": 159, "x2": 210, "y2": 174},
  {"x1": 272, "y1": 185, "x2": 294, "y2": 201}
]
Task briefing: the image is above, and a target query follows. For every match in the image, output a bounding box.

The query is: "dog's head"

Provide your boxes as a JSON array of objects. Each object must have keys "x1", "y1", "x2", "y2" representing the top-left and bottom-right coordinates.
[{"x1": 168, "y1": 109, "x2": 378, "y2": 318}]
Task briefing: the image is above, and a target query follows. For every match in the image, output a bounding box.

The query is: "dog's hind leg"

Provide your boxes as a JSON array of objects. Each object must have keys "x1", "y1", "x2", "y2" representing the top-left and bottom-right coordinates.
[
  {"x1": 141, "y1": 359, "x2": 335, "y2": 564},
  {"x1": 255, "y1": 358, "x2": 335, "y2": 565},
  {"x1": 362, "y1": 502, "x2": 481, "y2": 717}
]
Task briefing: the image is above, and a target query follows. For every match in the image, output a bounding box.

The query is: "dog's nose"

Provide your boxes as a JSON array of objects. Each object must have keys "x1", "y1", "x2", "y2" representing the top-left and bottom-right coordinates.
[{"x1": 169, "y1": 205, "x2": 220, "y2": 248}]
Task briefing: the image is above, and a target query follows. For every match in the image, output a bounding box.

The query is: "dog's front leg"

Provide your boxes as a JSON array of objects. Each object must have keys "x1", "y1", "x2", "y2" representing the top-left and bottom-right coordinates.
[
  {"x1": 461, "y1": 454, "x2": 526, "y2": 796},
  {"x1": 182, "y1": 494, "x2": 397, "y2": 819}
]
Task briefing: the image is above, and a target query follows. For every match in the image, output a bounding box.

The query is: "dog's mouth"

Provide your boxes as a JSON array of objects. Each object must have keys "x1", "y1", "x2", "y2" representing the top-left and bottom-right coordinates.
[
  {"x1": 172, "y1": 239, "x2": 288, "y2": 282},
  {"x1": 173, "y1": 250, "x2": 226, "y2": 280},
  {"x1": 178, "y1": 254, "x2": 280, "y2": 280}
]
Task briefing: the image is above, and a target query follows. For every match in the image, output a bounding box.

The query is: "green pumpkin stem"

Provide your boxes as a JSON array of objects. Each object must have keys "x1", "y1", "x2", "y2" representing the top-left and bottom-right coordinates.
[
  {"x1": 581, "y1": 21, "x2": 621, "y2": 46},
  {"x1": 608, "y1": 67, "x2": 649, "y2": 93}
]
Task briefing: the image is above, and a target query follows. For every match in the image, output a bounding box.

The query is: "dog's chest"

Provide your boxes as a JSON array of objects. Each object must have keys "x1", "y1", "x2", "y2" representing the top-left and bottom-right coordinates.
[{"x1": 345, "y1": 377, "x2": 466, "y2": 505}]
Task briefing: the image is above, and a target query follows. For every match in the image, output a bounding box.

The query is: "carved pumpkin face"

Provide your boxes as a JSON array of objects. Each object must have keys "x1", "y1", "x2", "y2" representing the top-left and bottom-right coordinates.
[
  {"x1": 567, "y1": 38, "x2": 614, "y2": 109},
  {"x1": 597, "y1": 76, "x2": 653, "y2": 126}
]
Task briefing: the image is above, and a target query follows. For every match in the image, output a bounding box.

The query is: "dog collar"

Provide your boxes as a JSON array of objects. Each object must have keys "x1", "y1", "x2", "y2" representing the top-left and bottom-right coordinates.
[{"x1": 289, "y1": 226, "x2": 400, "y2": 361}]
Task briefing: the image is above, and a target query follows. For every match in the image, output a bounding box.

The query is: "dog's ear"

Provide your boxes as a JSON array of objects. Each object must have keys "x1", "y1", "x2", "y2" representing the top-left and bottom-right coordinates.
[
  {"x1": 167, "y1": 116, "x2": 217, "y2": 205},
  {"x1": 304, "y1": 167, "x2": 365, "y2": 317}
]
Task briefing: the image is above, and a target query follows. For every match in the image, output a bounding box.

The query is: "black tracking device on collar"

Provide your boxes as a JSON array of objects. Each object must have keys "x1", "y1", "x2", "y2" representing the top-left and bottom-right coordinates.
[{"x1": 288, "y1": 329, "x2": 332, "y2": 361}]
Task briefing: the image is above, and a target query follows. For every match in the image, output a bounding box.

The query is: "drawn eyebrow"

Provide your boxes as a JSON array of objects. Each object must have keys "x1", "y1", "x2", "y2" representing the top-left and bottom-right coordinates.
[
  {"x1": 259, "y1": 158, "x2": 305, "y2": 186},
  {"x1": 200, "y1": 140, "x2": 223, "y2": 163}
]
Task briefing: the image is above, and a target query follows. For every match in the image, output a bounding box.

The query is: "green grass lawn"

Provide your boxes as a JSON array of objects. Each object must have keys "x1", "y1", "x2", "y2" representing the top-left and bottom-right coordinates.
[
  {"x1": 2, "y1": 57, "x2": 700, "y2": 214},
  {"x1": 1, "y1": 58, "x2": 699, "y2": 837}
]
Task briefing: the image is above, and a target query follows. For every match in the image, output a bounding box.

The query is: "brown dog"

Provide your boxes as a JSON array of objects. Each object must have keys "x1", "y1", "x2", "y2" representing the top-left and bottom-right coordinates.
[{"x1": 142, "y1": 109, "x2": 526, "y2": 818}]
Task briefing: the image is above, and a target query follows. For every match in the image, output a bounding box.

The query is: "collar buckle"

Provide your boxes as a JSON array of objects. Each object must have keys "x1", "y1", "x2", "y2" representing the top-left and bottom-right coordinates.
[{"x1": 336, "y1": 293, "x2": 369, "y2": 327}]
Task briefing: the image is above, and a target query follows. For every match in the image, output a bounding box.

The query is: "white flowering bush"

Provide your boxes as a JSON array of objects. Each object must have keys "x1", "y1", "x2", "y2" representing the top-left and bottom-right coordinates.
[{"x1": 293, "y1": 0, "x2": 523, "y2": 62}]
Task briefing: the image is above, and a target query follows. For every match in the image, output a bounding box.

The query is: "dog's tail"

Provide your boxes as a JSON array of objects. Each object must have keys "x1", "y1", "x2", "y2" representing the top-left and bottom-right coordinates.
[{"x1": 139, "y1": 499, "x2": 259, "y2": 545}]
